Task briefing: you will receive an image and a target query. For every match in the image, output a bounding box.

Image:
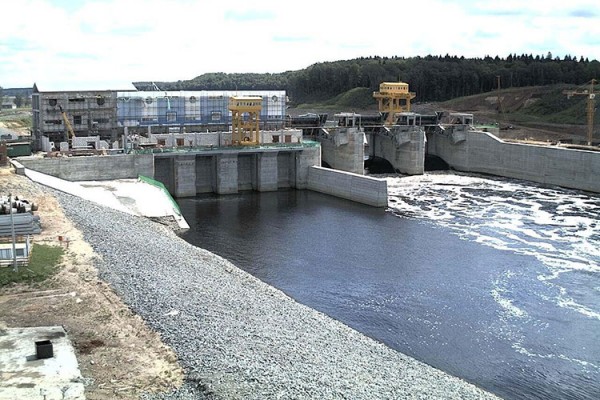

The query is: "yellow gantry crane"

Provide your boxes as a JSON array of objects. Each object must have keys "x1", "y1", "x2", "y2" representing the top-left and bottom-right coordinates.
[
  {"x1": 229, "y1": 96, "x2": 262, "y2": 145},
  {"x1": 373, "y1": 82, "x2": 416, "y2": 126},
  {"x1": 563, "y1": 79, "x2": 597, "y2": 146}
]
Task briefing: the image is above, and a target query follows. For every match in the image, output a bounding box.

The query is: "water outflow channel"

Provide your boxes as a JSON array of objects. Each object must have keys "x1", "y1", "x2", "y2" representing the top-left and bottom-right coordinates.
[{"x1": 178, "y1": 171, "x2": 600, "y2": 400}]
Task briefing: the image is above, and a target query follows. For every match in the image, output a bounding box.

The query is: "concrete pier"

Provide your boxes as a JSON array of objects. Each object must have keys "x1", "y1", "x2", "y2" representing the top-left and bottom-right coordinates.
[
  {"x1": 367, "y1": 125, "x2": 426, "y2": 175},
  {"x1": 318, "y1": 127, "x2": 366, "y2": 174}
]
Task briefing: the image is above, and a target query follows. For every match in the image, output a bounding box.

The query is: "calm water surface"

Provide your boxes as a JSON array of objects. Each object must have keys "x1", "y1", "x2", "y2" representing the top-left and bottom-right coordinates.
[{"x1": 178, "y1": 171, "x2": 600, "y2": 400}]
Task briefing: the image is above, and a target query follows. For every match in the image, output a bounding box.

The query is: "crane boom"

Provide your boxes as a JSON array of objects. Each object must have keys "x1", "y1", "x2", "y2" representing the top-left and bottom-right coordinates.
[
  {"x1": 58, "y1": 105, "x2": 75, "y2": 148},
  {"x1": 563, "y1": 79, "x2": 597, "y2": 146}
]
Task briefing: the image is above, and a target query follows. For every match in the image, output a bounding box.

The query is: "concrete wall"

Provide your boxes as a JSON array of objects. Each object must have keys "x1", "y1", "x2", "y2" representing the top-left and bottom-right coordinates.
[
  {"x1": 428, "y1": 129, "x2": 600, "y2": 193},
  {"x1": 307, "y1": 166, "x2": 388, "y2": 207},
  {"x1": 367, "y1": 126, "x2": 425, "y2": 175},
  {"x1": 18, "y1": 154, "x2": 154, "y2": 181},
  {"x1": 319, "y1": 127, "x2": 365, "y2": 175}
]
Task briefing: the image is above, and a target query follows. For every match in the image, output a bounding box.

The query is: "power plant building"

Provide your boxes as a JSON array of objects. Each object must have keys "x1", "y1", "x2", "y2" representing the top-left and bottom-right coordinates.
[{"x1": 32, "y1": 85, "x2": 287, "y2": 150}]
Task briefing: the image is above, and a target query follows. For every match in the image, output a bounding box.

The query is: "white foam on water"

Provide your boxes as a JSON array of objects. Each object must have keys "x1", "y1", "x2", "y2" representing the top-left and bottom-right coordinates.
[
  {"x1": 384, "y1": 171, "x2": 600, "y2": 322},
  {"x1": 513, "y1": 343, "x2": 600, "y2": 371}
]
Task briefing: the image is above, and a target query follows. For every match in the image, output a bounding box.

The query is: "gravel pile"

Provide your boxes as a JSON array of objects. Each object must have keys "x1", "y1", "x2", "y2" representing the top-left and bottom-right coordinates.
[{"x1": 55, "y1": 190, "x2": 498, "y2": 400}]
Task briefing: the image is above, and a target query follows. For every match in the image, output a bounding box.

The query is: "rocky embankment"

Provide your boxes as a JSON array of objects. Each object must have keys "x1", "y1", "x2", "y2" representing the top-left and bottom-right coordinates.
[{"x1": 55, "y1": 190, "x2": 498, "y2": 399}]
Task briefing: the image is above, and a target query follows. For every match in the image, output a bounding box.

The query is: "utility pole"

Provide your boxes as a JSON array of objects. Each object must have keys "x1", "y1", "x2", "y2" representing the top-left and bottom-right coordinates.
[{"x1": 9, "y1": 193, "x2": 17, "y2": 272}]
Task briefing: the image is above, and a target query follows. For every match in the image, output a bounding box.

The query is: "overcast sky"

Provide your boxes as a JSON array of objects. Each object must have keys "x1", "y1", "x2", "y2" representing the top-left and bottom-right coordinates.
[{"x1": 1, "y1": 0, "x2": 599, "y2": 90}]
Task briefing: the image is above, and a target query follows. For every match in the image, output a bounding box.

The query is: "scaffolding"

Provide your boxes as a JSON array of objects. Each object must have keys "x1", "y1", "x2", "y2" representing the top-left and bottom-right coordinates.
[{"x1": 116, "y1": 90, "x2": 286, "y2": 130}]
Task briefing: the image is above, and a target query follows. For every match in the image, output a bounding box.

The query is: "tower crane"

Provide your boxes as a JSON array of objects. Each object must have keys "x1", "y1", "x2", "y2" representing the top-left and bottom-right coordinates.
[{"x1": 563, "y1": 79, "x2": 597, "y2": 146}]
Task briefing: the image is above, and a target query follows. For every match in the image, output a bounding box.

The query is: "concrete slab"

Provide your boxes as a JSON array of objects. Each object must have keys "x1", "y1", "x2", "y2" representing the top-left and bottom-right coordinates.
[
  {"x1": 23, "y1": 169, "x2": 189, "y2": 229},
  {"x1": 0, "y1": 326, "x2": 85, "y2": 400}
]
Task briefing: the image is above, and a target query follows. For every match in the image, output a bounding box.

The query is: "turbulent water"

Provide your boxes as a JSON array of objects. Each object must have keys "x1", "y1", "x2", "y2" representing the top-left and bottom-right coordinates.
[
  {"x1": 178, "y1": 171, "x2": 600, "y2": 400},
  {"x1": 384, "y1": 171, "x2": 600, "y2": 398}
]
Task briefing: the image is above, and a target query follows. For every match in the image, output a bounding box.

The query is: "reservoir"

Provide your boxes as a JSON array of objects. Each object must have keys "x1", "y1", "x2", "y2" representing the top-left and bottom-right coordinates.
[{"x1": 178, "y1": 171, "x2": 600, "y2": 400}]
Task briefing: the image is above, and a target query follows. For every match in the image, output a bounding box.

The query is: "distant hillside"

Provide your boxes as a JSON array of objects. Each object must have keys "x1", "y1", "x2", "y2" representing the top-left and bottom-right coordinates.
[
  {"x1": 440, "y1": 84, "x2": 593, "y2": 126},
  {"x1": 135, "y1": 54, "x2": 600, "y2": 105},
  {"x1": 1, "y1": 87, "x2": 33, "y2": 97}
]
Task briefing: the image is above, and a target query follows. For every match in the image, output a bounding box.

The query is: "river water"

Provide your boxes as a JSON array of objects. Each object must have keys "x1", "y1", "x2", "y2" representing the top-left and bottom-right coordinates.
[{"x1": 178, "y1": 171, "x2": 600, "y2": 400}]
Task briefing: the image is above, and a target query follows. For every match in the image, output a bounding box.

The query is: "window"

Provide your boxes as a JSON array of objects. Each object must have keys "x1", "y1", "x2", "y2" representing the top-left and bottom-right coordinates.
[
  {"x1": 166, "y1": 112, "x2": 177, "y2": 122},
  {"x1": 176, "y1": 138, "x2": 184, "y2": 146},
  {"x1": 285, "y1": 135, "x2": 292, "y2": 143},
  {"x1": 189, "y1": 96, "x2": 196, "y2": 103},
  {"x1": 73, "y1": 115, "x2": 82, "y2": 125},
  {"x1": 272, "y1": 135, "x2": 280, "y2": 143},
  {"x1": 44, "y1": 120, "x2": 62, "y2": 125},
  {"x1": 145, "y1": 97, "x2": 153, "y2": 105},
  {"x1": 68, "y1": 98, "x2": 85, "y2": 103},
  {"x1": 0, "y1": 249, "x2": 10, "y2": 258},
  {"x1": 157, "y1": 139, "x2": 166, "y2": 146},
  {"x1": 211, "y1": 112, "x2": 221, "y2": 121},
  {"x1": 48, "y1": 99, "x2": 57, "y2": 107},
  {"x1": 16, "y1": 248, "x2": 25, "y2": 257},
  {"x1": 97, "y1": 97, "x2": 105, "y2": 106}
]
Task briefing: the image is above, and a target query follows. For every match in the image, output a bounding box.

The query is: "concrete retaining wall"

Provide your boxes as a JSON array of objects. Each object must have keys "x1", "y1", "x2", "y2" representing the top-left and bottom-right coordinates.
[
  {"x1": 307, "y1": 166, "x2": 388, "y2": 207},
  {"x1": 18, "y1": 154, "x2": 155, "y2": 181},
  {"x1": 429, "y1": 130, "x2": 600, "y2": 193}
]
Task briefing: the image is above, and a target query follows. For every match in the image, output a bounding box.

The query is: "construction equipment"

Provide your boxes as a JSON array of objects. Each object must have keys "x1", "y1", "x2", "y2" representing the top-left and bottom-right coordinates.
[
  {"x1": 228, "y1": 96, "x2": 262, "y2": 145},
  {"x1": 373, "y1": 82, "x2": 416, "y2": 126},
  {"x1": 58, "y1": 105, "x2": 75, "y2": 148},
  {"x1": 563, "y1": 79, "x2": 597, "y2": 146}
]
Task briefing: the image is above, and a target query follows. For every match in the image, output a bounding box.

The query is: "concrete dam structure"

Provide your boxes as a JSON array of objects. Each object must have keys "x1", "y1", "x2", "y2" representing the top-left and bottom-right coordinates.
[
  {"x1": 305, "y1": 112, "x2": 426, "y2": 176},
  {"x1": 153, "y1": 145, "x2": 320, "y2": 197},
  {"x1": 427, "y1": 123, "x2": 600, "y2": 193}
]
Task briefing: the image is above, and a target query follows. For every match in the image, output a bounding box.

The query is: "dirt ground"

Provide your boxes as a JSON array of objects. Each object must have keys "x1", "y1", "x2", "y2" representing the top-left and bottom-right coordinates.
[{"x1": 0, "y1": 166, "x2": 183, "y2": 399}]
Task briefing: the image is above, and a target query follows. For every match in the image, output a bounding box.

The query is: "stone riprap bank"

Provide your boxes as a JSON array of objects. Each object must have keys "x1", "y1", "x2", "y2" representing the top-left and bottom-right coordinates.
[{"x1": 53, "y1": 188, "x2": 498, "y2": 399}]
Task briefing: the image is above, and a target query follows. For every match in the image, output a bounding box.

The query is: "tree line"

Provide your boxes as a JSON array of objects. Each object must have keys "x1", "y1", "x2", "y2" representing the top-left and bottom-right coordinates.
[{"x1": 135, "y1": 54, "x2": 600, "y2": 104}]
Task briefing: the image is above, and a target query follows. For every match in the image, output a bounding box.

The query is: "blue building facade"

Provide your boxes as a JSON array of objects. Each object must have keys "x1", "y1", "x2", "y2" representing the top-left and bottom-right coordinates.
[{"x1": 116, "y1": 90, "x2": 286, "y2": 128}]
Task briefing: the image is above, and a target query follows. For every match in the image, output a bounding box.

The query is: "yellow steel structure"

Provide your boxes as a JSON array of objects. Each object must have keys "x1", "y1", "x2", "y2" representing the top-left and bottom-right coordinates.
[
  {"x1": 373, "y1": 82, "x2": 416, "y2": 125},
  {"x1": 229, "y1": 96, "x2": 262, "y2": 145},
  {"x1": 564, "y1": 79, "x2": 597, "y2": 146}
]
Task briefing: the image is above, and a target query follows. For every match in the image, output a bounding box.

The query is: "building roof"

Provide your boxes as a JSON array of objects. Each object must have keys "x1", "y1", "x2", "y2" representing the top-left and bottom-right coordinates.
[{"x1": 33, "y1": 82, "x2": 137, "y2": 93}]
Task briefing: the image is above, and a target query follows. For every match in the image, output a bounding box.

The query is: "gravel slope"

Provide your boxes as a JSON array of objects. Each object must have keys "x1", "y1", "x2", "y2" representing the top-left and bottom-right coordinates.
[{"x1": 55, "y1": 190, "x2": 499, "y2": 400}]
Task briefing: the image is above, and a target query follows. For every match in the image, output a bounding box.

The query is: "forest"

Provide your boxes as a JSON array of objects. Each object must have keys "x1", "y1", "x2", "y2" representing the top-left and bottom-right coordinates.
[{"x1": 135, "y1": 54, "x2": 600, "y2": 105}]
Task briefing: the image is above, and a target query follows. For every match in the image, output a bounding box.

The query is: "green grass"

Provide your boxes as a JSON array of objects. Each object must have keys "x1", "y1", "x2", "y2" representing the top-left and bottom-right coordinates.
[
  {"x1": 295, "y1": 87, "x2": 378, "y2": 111},
  {"x1": 0, "y1": 244, "x2": 64, "y2": 286}
]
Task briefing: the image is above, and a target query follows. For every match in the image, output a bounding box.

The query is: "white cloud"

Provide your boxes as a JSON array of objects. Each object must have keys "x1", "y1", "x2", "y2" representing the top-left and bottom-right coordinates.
[{"x1": 1, "y1": 0, "x2": 599, "y2": 89}]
